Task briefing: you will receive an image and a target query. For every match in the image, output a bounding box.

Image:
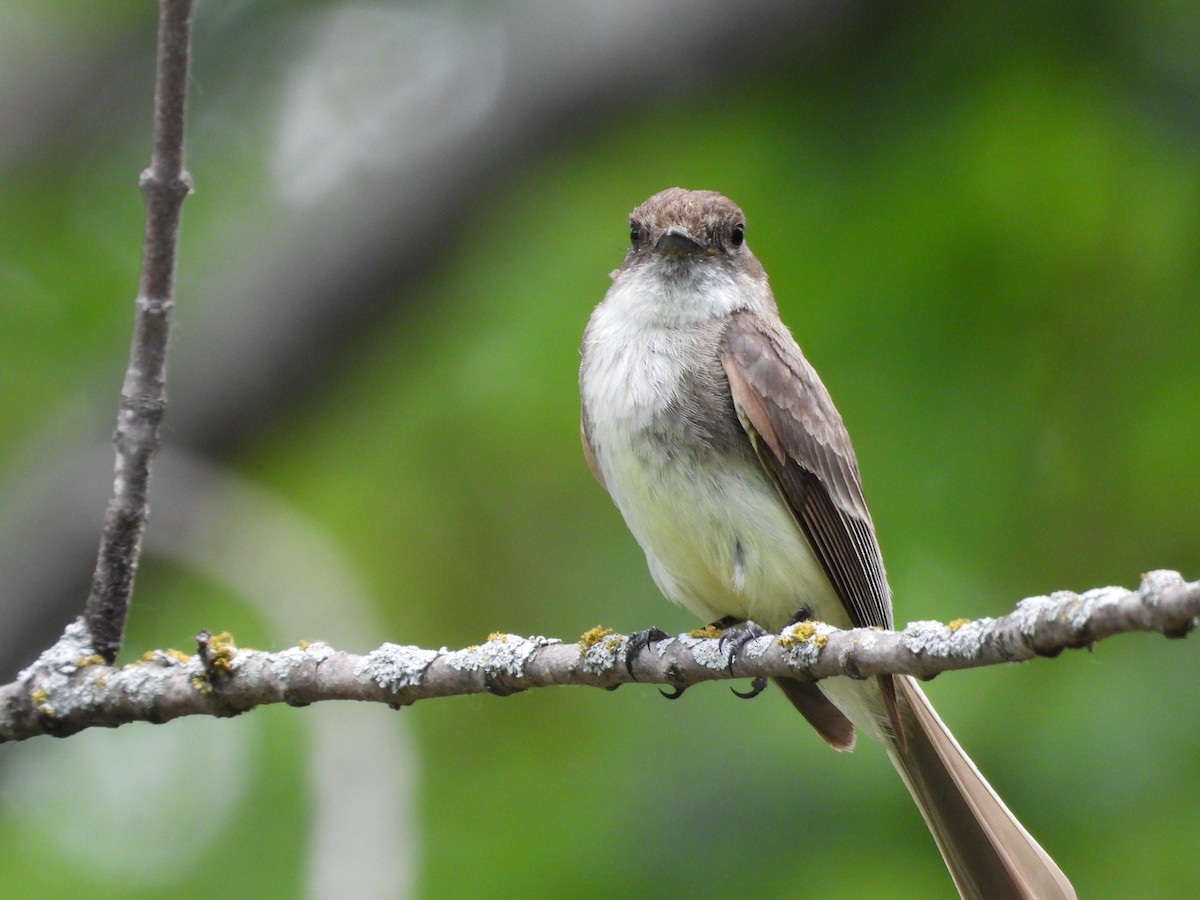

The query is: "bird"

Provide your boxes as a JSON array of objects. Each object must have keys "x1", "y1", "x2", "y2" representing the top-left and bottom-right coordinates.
[{"x1": 578, "y1": 187, "x2": 1075, "y2": 899}]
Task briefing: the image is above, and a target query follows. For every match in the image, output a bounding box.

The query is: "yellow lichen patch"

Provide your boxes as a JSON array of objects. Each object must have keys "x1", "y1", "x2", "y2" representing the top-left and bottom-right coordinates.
[
  {"x1": 75, "y1": 654, "x2": 106, "y2": 667},
  {"x1": 779, "y1": 620, "x2": 826, "y2": 649},
  {"x1": 191, "y1": 674, "x2": 213, "y2": 695},
  {"x1": 487, "y1": 632, "x2": 509, "y2": 643},
  {"x1": 947, "y1": 618, "x2": 971, "y2": 633},
  {"x1": 689, "y1": 624, "x2": 725, "y2": 639},
  {"x1": 137, "y1": 648, "x2": 191, "y2": 666},
  {"x1": 94, "y1": 676, "x2": 107, "y2": 687},
  {"x1": 297, "y1": 639, "x2": 310, "y2": 650},
  {"x1": 29, "y1": 688, "x2": 47, "y2": 705},
  {"x1": 206, "y1": 631, "x2": 237, "y2": 674},
  {"x1": 578, "y1": 625, "x2": 614, "y2": 651}
]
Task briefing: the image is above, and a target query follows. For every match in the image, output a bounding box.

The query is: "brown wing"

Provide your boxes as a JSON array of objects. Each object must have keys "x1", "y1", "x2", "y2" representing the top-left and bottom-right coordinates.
[
  {"x1": 720, "y1": 310, "x2": 891, "y2": 630},
  {"x1": 720, "y1": 309, "x2": 902, "y2": 743}
]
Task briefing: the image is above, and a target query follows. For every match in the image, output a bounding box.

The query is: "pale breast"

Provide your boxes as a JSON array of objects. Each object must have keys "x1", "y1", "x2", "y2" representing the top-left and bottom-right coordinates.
[{"x1": 581, "y1": 309, "x2": 845, "y2": 630}]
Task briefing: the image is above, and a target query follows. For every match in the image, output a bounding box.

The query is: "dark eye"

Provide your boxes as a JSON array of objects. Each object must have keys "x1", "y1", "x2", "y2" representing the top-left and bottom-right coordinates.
[
  {"x1": 630, "y1": 222, "x2": 641, "y2": 246},
  {"x1": 730, "y1": 223, "x2": 745, "y2": 247}
]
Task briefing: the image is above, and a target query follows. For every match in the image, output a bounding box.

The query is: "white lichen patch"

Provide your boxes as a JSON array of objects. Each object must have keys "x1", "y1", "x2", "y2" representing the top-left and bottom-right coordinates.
[
  {"x1": 115, "y1": 659, "x2": 168, "y2": 695},
  {"x1": 902, "y1": 618, "x2": 993, "y2": 658},
  {"x1": 851, "y1": 629, "x2": 881, "y2": 652},
  {"x1": 17, "y1": 618, "x2": 94, "y2": 683},
  {"x1": 223, "y1": 647, "x2": 253, "y2": 671},
  {"x1": 581, "y1": 633, "x2": 624, "y2": 675},
  {"x1": 1141, "y1": 569, "x2": 1186, "y2": 602},
  {"x1": 676, "y1": 631, "x2": 729, "y2": 670},
  {"x1": 356, "y1": 643, "x2": 442, "y2": 691},
  {"x1": 17, "y1": 618, "x2": 107, "y2": 715},
  {"x1": 270, "y1": 641, "x2": 334, "y2": 678},
  {"x1": 735, "y1": 633, "x2": 775, "y2": 661},
  {"x1": 1065, "y1": 588, "x2": 1110, "y2": 632},
  {"x1": 777, "y1": 620, "x2": 836, "y2": 667},
  {"x1": 445, "y1": 634, "x2": 558, "y2": 677},
  {"x1": 142, "y1": 649, "x2": 190, "y2": 666},
  {"x1": 1012, "y1": 594, "x2": 1061, "y2": 637}
]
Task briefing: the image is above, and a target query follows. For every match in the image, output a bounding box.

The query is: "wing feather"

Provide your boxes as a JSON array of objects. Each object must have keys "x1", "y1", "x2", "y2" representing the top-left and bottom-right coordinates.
[
  {"x1": 721, "y1": 310, "x2": 902, "y2": 743},
  {"x1": 720, "y1": 311, "x2": 891, "y2": 631}
]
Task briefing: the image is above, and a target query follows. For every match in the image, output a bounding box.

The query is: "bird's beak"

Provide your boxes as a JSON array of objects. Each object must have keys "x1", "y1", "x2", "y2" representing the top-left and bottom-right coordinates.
[{"x1": 655, "y1": 225, "x2": 702, "y2": 257}]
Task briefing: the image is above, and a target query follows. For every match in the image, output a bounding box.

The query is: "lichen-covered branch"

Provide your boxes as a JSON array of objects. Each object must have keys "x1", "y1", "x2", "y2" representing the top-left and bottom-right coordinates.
[
  {"x1": 83, "y1": 0, "x2": 195, "y2": 662},
  {"x1": 3, "y1": 570, "x2": 1194, "y2": 744}
]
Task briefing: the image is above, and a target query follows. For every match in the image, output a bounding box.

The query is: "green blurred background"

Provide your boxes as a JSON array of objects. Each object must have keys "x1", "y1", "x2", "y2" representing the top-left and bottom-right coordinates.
[{"x1": 1, "y1": 2, "x2": 1197, "y2": 897}]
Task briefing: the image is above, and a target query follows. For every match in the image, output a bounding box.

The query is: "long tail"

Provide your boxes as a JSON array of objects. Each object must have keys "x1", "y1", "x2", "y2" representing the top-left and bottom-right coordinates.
[{"x1": 888, "y1": 676, "x2": 1075, "y2": 899}]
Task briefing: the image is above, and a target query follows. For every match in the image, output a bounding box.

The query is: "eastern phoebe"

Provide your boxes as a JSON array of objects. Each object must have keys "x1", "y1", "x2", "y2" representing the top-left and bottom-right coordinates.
[{"x1": 579, "y1": 187, "x2": 1074, "y2": 899}]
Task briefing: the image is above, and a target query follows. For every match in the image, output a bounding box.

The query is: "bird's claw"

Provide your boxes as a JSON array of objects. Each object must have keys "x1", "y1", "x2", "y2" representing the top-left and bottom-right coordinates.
[
  {"x1": 731, "y1": 676, "x2": 768, "y2": 699},
  {"x1": 625, "y1": 626, "x2": 671, "y2": 678},
  {"x1": 718, "y1": 619, "x2": 770, "y2": 700},
  {"x1": 718, "y1": 619, "x2": 769, "y2": 666}
]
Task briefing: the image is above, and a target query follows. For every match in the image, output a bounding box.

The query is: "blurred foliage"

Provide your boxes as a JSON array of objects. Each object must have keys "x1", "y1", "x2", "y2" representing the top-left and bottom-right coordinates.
[{"x1": 1, "y1": 2, "x2": 1198, "y2": 898}]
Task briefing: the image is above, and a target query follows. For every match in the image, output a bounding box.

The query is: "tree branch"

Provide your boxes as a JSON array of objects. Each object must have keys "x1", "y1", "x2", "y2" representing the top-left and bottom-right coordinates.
[
  {"x1": 4, "y1": 570, "x2": 1194, "y2": 744},
  {"x1": 83, "y1": 0, "x2": 195, "y2": 662}
]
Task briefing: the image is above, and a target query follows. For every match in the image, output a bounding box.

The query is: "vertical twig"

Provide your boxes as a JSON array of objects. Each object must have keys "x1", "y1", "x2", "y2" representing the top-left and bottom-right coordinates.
[{"x1": 84, "y1": 0, "x2": 196, "y2": 662}]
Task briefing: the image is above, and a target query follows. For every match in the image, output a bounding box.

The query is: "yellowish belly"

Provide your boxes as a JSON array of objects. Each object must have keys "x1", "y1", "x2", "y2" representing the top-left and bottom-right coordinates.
[{"x1": 603, "y1": 442, "x2": 848, "y2": 631}]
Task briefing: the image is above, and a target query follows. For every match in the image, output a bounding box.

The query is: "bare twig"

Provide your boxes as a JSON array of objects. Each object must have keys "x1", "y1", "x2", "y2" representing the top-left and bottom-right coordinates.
[
  {"x1": 4, "y1": 570, "x2": 1194, "y2": 744},
  {"x1": 83, "y1": 0, "x2": 195, "y2": 662}
]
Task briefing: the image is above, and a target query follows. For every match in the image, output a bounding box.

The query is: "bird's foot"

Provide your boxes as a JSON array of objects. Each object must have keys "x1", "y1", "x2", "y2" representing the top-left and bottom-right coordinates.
[
  {"x1": 784, "y1": 606, "x2": 815, "y2": 627},
  {"x1": 624, "y1": 626, "x2": 671, "y2": 678},
  {"x1": 718, "y1": 619, "x2": 771, "y2": 700}
]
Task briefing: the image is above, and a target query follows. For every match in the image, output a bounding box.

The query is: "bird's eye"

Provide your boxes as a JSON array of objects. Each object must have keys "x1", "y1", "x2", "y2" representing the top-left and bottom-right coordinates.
[
  {"x1": 730, "y1": 223, "x2": 745, "y2": 247},
  {"x1": 630, "y1": 222, "x2": 641, "y2": 246}
]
